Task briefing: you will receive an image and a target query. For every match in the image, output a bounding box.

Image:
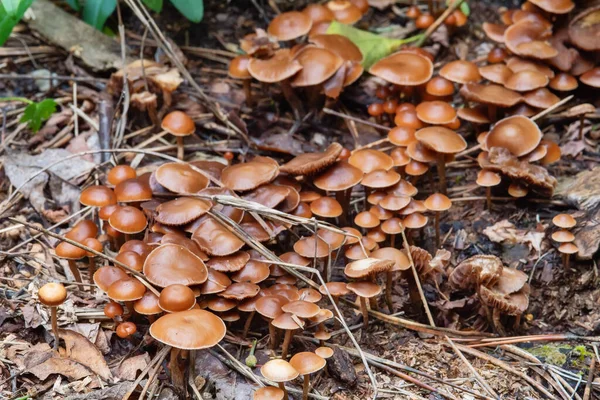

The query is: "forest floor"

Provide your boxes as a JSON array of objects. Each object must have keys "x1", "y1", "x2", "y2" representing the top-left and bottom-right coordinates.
[{"x1": 0, "y1": 0, "x2": 599, "y2": 399}]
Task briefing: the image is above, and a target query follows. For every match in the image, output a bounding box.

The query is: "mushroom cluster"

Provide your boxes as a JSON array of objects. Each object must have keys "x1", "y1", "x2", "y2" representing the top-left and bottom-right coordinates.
[
  {"x1": 449, "y1": 255, "x2": 530, "y2": 335},
  {"x1": 551, "y1": 213, "x2": 579, "y2": 269}
]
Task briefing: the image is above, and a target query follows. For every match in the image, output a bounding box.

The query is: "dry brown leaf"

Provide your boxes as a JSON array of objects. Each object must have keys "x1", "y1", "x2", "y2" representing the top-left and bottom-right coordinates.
[
  {"x1": 25, "y1": 344, "x2": 92, "y2": 381},
  {"x1": 483, "y1": 220, "x2": 546, "y2": 254},
  {"x1": 59, "y1": 329, "x2": 112, "y2": 381},
  {"x1": 113, "y1": 353, "x2": 150, "y2": 380}
]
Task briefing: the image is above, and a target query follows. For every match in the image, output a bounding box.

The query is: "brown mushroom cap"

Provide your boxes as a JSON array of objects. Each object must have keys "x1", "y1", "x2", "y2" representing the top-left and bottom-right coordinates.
[
  {"x1": 476, "y1": 169, "x2": 501, "y2": 187},
  {"x1": 109, "y1": 206, "x2": 147, "y2": 234},
  {"x1": 221, "y1": 157, "x2": 280, "y2": 192},
  {"x1": 326, "y1": 0, "x2": 362, "y2": 24},
  {"x1": 508, "y1": 183, "x2": 529, "y2": 198},
  {"x1": 255, "y1": 295, "x2": 288, "y2": 319},
  {"x1": 268, "y1": 11, "x2": 312, "y2": 41},
  {"x1": 280, "y1": 252, "x2": 311, "y2": 267},
  {"x1": 439, "y1": 60, "x2": 481, "y2": 84},
  {"x1": 459, "y1": 83, "x2": 522, "y2": 108},
  {"x1": 482, "y1": 22, "x2": 507, "y2": 43},
  {"x1": 38, "y1": 282, "x2": 67, "y2": 306},
  {"x1": 369, "y1": 51, "x2": 433, "y2": 86},
  {"x1": 150, "y1": 309, "x2": 226, "y2": 350},
  {"x1": 479, "y1": 284, "x2": 529, "y2": 315},
  {"x1": 523, "y1": 88, "x2": 560, "y2": 108},
  {"x1": 558, "y1": 242, "x2": 579, "y2": 255},
  {"x1": 344, "y1": 257, "x2": 394, "y2": 278},
  {"x1": 55, "y1": 241, "x2": 86, "y2": 260},
  {"x1": 371, "y1": 247, "x2": 410, "y2": 271},
  {"x1": 579, "y1": 68, "x2": 600, "y2": 88},
  {"x1": 192, "y1": 217, "x2": 245, "y2": 256},
  {"x1": 319, "y1": 281, "x2": 350, "y2": 297},
  {"x1": 143, "y1": 244, "x2": 208, "y2": 287},
  {"x1": 159, "y1": 284, "x2": 196, "y2": 313},
  {"x1": 155, "y1": 197, "x2": 212, "y2": 226},
  {"x1": 505, "y1": 57, "x2": 555, "y2": 78},
  {"x1": 361, "y1": 169, "x2": 401, "y2": 189},
  {"x1": 388, "y1": 180, "x2": 418, "y2": 197},
  {"x1": 65, "y1": 220, "x2": 98, "y2": 242},
  {"x1": 449, "y1": 254, "x2": 503, "y2": 290},
  {"x1": 415, "y1": 101, "x2": 457, "y2": 125},
  {"x1": 415, "y1": 127, "x2": 467, "y2": 154},
  {"x1": 80, "y1": 185, "x2": 117, "y2": 207},
  {"x1": 424, "y1": 193, "x2": 452, "y2": 212},
  {"x1": 134, "y1": 291, "x2": 161, "y2": 315},
  {"x1": 207, "y1": 251, "x2": 250, "y2": 272},
  {"x1": 253, "y1": 387, "x2": 285, "y2": 400},
  {"x1": 315, "y1": 346, "x2": 334, "y2": 359},
  {"x1": 380, "y1": 217, "x2": 404, "y2": 234},
  {"x1": 93, "y1": 266, "x2": 129, "y2": 292},
  {"x1": 289, "y1": 352, "x2": 326, "y2": 375},
  {"x1": 282, "y1": 300, "x2": 321, "y2": 318},
  {"x1": 294, "y1": 236, "x2": 330, "y2": 258},
  {"x1": 530, "y1": 0, "x2": 574, "y2": 14},
  {"x1": 280, "y1": 143, "x2": 343, "y2": 175},
  {"x1": 272, "y1": 313, "x2": 305, "y2": 331},
  {"x1": 161, "y1": 111, "x2": 195, "y2": 137},
  {"x1": 569, "y1": 6, "x2": 600, "y2": 51},
  {"x1": 314, "y1": 161, "x2": 363, "y2": 191},
  {"x1": 107, "y1": 278, "x2": 146, "y2": 302},
  {"x1": 309, "y1": 197, "x2": 343, "y2": 218},
  {"x1": 228, "y1": 55, "x2": 251, "y2": 79},
  {"x1": 309, "y1": 34, "x2": 363, "y2": 63},
  {"x1": 291, "y1": 47, "x2": 344, "y2": 87},
  {"x1": 349, "y1": 149, "x2": 393, "y2": 173},
  {"x1": 243, "y1": 184, "x2": 290, "y2": 209},
  {"x1": 219, "y1": 282, "x2": 260, "y2": 300},
  {"x1": 115, "y1": 251, "x2": 144, "y2": 272},
  {"x1": 504, "y1": 21, "x2": 556, "y2": 60},
  {"x1": 354, "y1": 211, "x2": 380, "y2": 229},
  {"x1": 389, "y1": 147, "x2": 411, "y2": 167},
  {"x1": 303, "y1": 4, "x2": 335, "y2": 23},
  {"x1": 107, "y1": 165, "x2": 137, "y2": 186},
  {"x1": 248, "y1": 49, "x2": 303, "y2": 83},
  {"x1": 114, "y1": 178, "x2": 153, "y2": 203},
  {"x1": 155, "y1": 163, "x2": 209, "y2": 194},
  {"x1": 346, "y1": 281, "x2": 381, "y2": 298},
  {"x1": 425, "y1": 76, "x2": 455, "y2": 97},
  {"x1": 549, "y1": 73, "x2": 578, "y2": 91},
  {"x1": 505, "y1": 70, "x2": 549, "y2": 92},
  {"x1": 478, "y1": 64, "x2": 513, "y2": 85},
  {"x1": 457, "y1": 107, "x2": 491, "y2": 124},
  {"x1": 551, "y1": 229, "x2": 575, "y2": 243},
  {"x1": 485, "y1": 115, "x2": 542, "y2": 157},
  {"x1": 402, "y1": 212, "x2": 428, "y2": 228},
  {"x1": 261, "y1": 359, "x2": 299, "y2": 382},
  {"x1": 388, "y1": 126, "x2": 416, "y2": 146},
  {"x1": 552, "y1": 214, "x2": 576, "y2": 228}
]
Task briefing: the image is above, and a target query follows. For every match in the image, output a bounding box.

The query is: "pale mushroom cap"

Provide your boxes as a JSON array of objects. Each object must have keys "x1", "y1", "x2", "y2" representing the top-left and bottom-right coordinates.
[
  {"x1": 349, "y1": 149, "x2": 394, "y2": 173},
  {"x1": 354, "y1": 211, "x2": 380, "y2": 229},
  {"x1": 315, "y1": 346, "x2": 335, "y2": 359},
  {"x1": 346, "y1": 281, "x2": 382, "y2": 298},
  {"x1": 268, "y1": 11, "x2": 312, "y2": 41},
  {"x1": 149, "y1": 309, "x2": 226, "y2": 350},
  {"x1": 558, "y1": 242, "x2": 579, "y2": 255},
  {"x1": 310, "y1": 196, "x2": 343, "y2": 218},
  {"x1": 281, "y1": 300, "x2": 321, "y2": 318},
  {"x1": 345, "y1": 257, "x2": 394, "y2": 278},
  {"x1": 552, "y1": 214, "x2": 576, "y2": 228},
  {"x1": 369, "y1": 51, "x2": 433, "y2": 86},
  {"x1": 38, "y1": 282, "x2": 67, "y2": 307},
  {"x1": 289, "y1": 352, "x2": 326, "y2": 375},
  {"x1": 415, "y1": 127, "x2": 467, "y2": 154},
  {"x1": 371, "y1": 247, "x2": 410, "y2": 271},
  {"x1": 261, "y1": 359, "x2": 299, "y2": 382},
  {"x1": 508, "y1": 183, "x2": 529, "y2": 198},
  {"x1": 485, "y1": 116, "x2": 542, "y2": 157},
  {"x1": 403, "y1": 212, "x2": 428, "y2": 228},
  {"x1": 424, "y1": 193, "x2": 452, "y2": 212},
  {"x1": 253, "y1": 387, "x2": 285, "y2": 400},
  {"x1": 319, "y1": 281, "x2": 350, "y2": 296},
  {"x1": 552, "y1": 230, "x2": 575, "y2": 243},
  {"x1": 476, "y1": 169, "x2": 502, "y2": 187},
  {"x1": 505, "y1": 70, "x2": 549, "y2": 92}
]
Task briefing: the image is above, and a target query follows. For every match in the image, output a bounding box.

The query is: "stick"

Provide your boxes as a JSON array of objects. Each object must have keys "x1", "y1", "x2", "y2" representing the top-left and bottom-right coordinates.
[{"x1": 531, "y1": 95, "x2": 573, "y2": 122}]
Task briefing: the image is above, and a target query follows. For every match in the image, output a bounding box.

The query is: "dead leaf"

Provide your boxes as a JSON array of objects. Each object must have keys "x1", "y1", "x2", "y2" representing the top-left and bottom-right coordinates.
[
  {"x1": 560, "y1": 140, "x2": 585, "y2": 158},
  {"x1": 25, "y1": 344, "x2": 92, "y2": 381},
  {"x1": 59, "y1": 329, "x2": 112, "y2": 381},
  {"x1": 22, "y1": 304, "x2": 43, "y2": 329},
  {"x1": 113, "y1": 353, "x2": 150, "y2": 380},
  {"x1": 483, "y1": 220, "x2": 546, "y2": 254}
]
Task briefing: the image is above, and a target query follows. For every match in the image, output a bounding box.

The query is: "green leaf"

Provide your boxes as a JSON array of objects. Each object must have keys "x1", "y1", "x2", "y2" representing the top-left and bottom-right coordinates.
[
  {"x1": 0, "y1": 0, "x2": 34, "y2": 46},
  {"x1": 326, "y1": 21, "x2": 422, "y2": 70},
  {"x1": 66, "y1": 0, "x2": 81, "y2": 12},
  {"x1": 170, "y1": 0, "x2": 203, "y2": 23},
  {"x1": 143, "y1": 0, "x2": 163, "y2": 13},
  {"x1": 446, "y1": 0, "x2": 470, "y2": 16},
  {"x1": 82, "y1": 0, "x2": 117, "y2": 30},
  {"x1": 20, "y1": 99, "x2": 57, "y2": 133}
]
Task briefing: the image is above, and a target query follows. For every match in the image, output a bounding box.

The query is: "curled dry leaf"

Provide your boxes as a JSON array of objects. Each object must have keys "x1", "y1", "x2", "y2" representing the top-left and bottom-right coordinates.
[
  {"x1": 59, "y1": 329, "x2": 112, "y2": 381},
  {"x1": 483, "y1": 220, "x2": 546, "y2": 254},
  {"x1": 112, "y1": 353, "x2": 150, "y2": 381}
]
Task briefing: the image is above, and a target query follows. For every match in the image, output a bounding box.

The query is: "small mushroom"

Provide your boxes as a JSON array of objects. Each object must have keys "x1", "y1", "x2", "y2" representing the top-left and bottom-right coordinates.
[
  {"x1": 161, "y1": 111, "x2": 195, "y2": 160},
  {"x1": 38, "y1": 283, "x2": 67, "y2": 350},
  {"x1": 289, "y1": 352, "x2": 327, "y2": 400},
  {"x1": 346, "y1": 281, "x2": 382, "y2": 328},
  {"x1": 558, "y1": 242, "x2": 578, "y2": 270},
  {"x1": 158, "y1": 284, "x2": 196, "y2": 313},
  {"x1": 260, "y1": 359, "x2": 299, "y2": 398},
  {"x1": 272, "y1": 312, "x2": 305, "y2": 359},
  {"x1": 476, "y1": 169, "x2": 501, "y2": 210},
  {"x1": 55, "y1": 242, "x2": 85, "y2": 283},
  {"x1": 424, "y1": 193, "x2": 452, "y2": 248},
  {"x1": 253, "y1": 387, "x2": 285, "y2": 400},
  {"x1": 82, "y1": 237, "x2": 102, "y2": 290},
  {"x1": 116, "y1": 321, "x2": 137, "y2": 339}
]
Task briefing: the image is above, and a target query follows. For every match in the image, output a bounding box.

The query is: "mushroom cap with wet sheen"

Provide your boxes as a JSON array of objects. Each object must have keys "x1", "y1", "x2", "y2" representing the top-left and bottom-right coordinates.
[
  {"x1": 415, "y1": 101, "x2": 457, "y2": 125},
  {"x1": 439, "y1": 60, "x2": 481, "y2": 84},
  {"x1": 424, "y1": 193, "x2": 452, "y2": 212},
  {"x1": 221, "y1": 156, "x2": 280, "y2": 191},
  {"x1": 107, "y1": 165, "x2": 137, "y2": 186},
  {"x1": 280, "y1": 143, "x2": 343, "y2": 175},
  {"x1": 155, "y1": 163, "x2": 209, "y2": 194},
  {"x1": 369, "y1": 51, "x2": 433, "y2": 86},
  {"x1": 159, "y1": 284, "x2": 196, "y2": 313},
  {"x1": 155, "y1": 197, "x2": 212, "y2": 226},
  {"x1": 552, "y1": 214, "x2": 576, "y2": 228},
  {"x1": 107, "y1": 277, "x2": 146, "y2": 302},
  {"x1": 291, "y1": 47, "x2": 344, "y2": 87},
  {"x1": 485, "y1": 115, "x2": 542, "y2": 157},
  {"x1": 93, "y1": 266, "x2": 129, "y2": 292},
  {"x1": 261, "y1": 359, "x2": 299, "y2": 382},
  {"x1": 161, "y1": 111, "x2": 195, "y2": 137},
  {"x1": 80, "y1": 185, "x2": 117, "y2": 207},
  {"x1": 253, "y1": 387, "x2": 285, "y2": 400},
  {"x1": 314, "y1": 161, "x2": 363, "y2": 191},
  {"x1": 415, "y1": 126, "x2": 467, "y2": 154},
  {"x1": 476, "y1": 169, "x2": 501, "y2": 187},
  {"x1": 134, "y1": 291, "x2": 162, "y2": 315},
  {"x1": 268, "y1": 11, "x2": 312, "y2": 41},
  {"x1": 143, "y1": 244, "x2": 208, "y2": 287},
  {"x1": 38, "y1": 282, "x2": 67, "y2": 306},
  {"x1": 248, "y1": 49, "x2": 303, "y2": 83},
  {"x1": 55, "y1": 241, "x2": 87, "y2": 260},
  {"x1": 150, "y1": 309, "x2": 226, "y2": 350},
  {"x1": 192, "y1": 217, "x2": 245, "y2": 256},
  {"x1": 289, "y1": 352, "x2": 326, "y2": 375},
  {"x1": 109, "y1": 206, "x2": 148, "y2": 234}
]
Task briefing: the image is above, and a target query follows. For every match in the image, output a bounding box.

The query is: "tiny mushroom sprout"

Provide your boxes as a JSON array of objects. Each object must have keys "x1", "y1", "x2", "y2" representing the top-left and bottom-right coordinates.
[
  {"x1": 116, "y1": 321, "x2": 137, "y2": 339},
  {"x1": 289, "y1": 352, "x2": 327, "y2": 400},
  {"x1": 415, "y1": 126, "x2": 467, "y2": 194},
  {"x1": 161, "y1": 111, "x2": 195, "y2": 160},
  {"x1": 150, "y1": 310, "x2": 226, "y2": 389},
  {"x1": 38, "y1": 282, "x2": 67, "y2": 350},
  {"x1": 260, "y1": 359, "x2": 299, "y2": 398},
  {"x1": 476, "y1": 169, "x2": 501, "y2": 210},
  {"x1": 424, "y1": 193, "x2": 452, "y2": 249}
]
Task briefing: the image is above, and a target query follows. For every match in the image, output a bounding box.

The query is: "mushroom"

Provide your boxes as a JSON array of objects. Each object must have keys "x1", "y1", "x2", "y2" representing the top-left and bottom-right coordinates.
[
  {"x1": 424, "y1": 193, "x2": 452, "y2": 248},
  {"x1": 107, "y1": 165, "x2": 137, "y2": 187},
  {"x1": 291, "y1": 47, "x2": 344, "y2": 109},
  {"x1": 552, "y1": 213, "x2": 576, "y2": 229},
  {"x1": 253, "y1": 387, "x2": 285, "y2": 400},
  {"x1": 114, "y1": 178, "x2": 153, "y2": 206},
  {"x1": 158, "y1": 284, "x2": 197, "y2": 313},
  {"x1": 133, "y1": 291, "x2": 161, "y2": 323},
  {"x1": 82, "y1": 237, "x2": 103, "y2": 290},
  {"x1": 310, "y1": 197, "x2": 343, "y2": 220},
  {"x1": 314, "y1": 161, "x2": 363, "y2": 225},
  {"x1": 107, "y1": 277, "x2": 146, "y2": 318},
  {"x1": 369, "y1": 51, "x2": 433, "y2": 90},
  {"x1": 116, "y1": 321, "x2": 137, "y2": 339},
  {"x1": 459, "y1": 83, "x2": 522, "y2": 121},
  {"x1": 346, "y1": 281, "x2": 382, "y2": 328},
  {"x1": 161, "y1": 111, "x2": 195, "y2": 160},
  {"x1": 260, "y1": 359, "x2": 299, "y2": 398},
  {"x1": 154, "y1": 162, "x2": 209, "y2": 194},
  {"x1": 104, "y1": 301, "x2": 124, "y2": 327},
  {"x1": 155, "y1": 197, "x2": 212, "y2": 226},
  {"x1": 228, "y1": 55, "x2": 253, "y2": 105},
  {"x1": 55, "y1": 242, "x2": 85, "y2": 283},
  {"x1": 109, "y1": 205, "x2": 148, "y2": 242},
  {"x1": 272, "y1": 312, "x2": 305, "y2": 359},
  {"x1": 476, "y1": 169, "x2": 501, "y2": 210},
  {"x1": 38, "y1": 282, "x2": 67, "y2": 350},
  {"x1": 150, "y1": 310, "x2": 226, "y2": 392},
  {"x1": 268, "y1": 11, "x2": 312, "y2": 41},
  {"x1": 485, "y1": 116, "x2": 542, "y2": 157},
  {"x1": 558, "y1": 243, "x2": 578, "y2": 270},
  {"x1": 289, "y1": 352, "x2": 327, "y2": 400},
  {"x1": 326, "y1": 0, "x2": 363, "y2": 24},
  {"x1": 371, "y1": 247, "x2": 410, "y2": 313},
  {"x1": 255, "y1": 295, "x2": 288, "y2": 350}
]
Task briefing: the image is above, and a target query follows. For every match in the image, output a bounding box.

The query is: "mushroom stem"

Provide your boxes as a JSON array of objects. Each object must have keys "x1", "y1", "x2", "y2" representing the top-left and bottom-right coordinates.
[
  {"x1": 513, "y1": 314, "x2": 522, "y2": 331},
  {"x1": 170, "y1": 347, "x2": 187, "y2": 396},
  {"x1": 87, "y1": 257, "x2": 96, "y2": 291},
  {"x1": 268, "y1": 321, "x2": 278, "y2": 350},
  {"x1": 385, "y1": 271, "x2": 394, "y2": 314},
  {"x1": 280, "y1": 79, "x2": 304, "y2": 119},
  {"x1": 390, "y1": 233, "x2": 396, "y2": 248},
  {"x1": 302, "y1": 374, "x2": 310, "y2": 400},
  {"x1": 51, "y1": 306, "x2": 59, "y2": 351},
  {"x1": 564, "y1": 253, "x2": 571, "y2": 270},
  {"x1": 436, "y1": 153, "x2": 447, "y2": 195},
  {"x1": 403, "y1": 269, "x2": 421, "y2": 305},
  {"x1": 124, "y1": 233, "x2": 132, "y2": 243},
  {"x1": 335, "y1": 189, "x2": 350, "y2": 227},
  {"x1": 125, "y1": 301, "x2": 135, "y2": 320},
  {"x1": 281, "y1": 329, "x2": 294, "y2": 359},
  {"x1": 242, "y1": 80, "x2": 253, "y2": 106},
  {"x1": 176, "y1": 136, "x2": 185, "y2": 160},
  {"x1": 486, "y1": 187, "x2": 492, "y2": 210},
  {"x1": 67, "y1": 260, "x2": 82, "y2": 283},
  {"x1": 278, "y1": 382, "x2": 288, "y2": 398},
  {"x1": 492, "y1": 308, "x2": 506, "y2": 336},
  {"x1": 242, "y1": 311, "x2": 255, "y2": 339},
  {"x1": 359, "y1": 296, "x2": 369, "y2": 328},
  {"x1": 434, "y1": 211, "x2": 441, "y2": 249}
]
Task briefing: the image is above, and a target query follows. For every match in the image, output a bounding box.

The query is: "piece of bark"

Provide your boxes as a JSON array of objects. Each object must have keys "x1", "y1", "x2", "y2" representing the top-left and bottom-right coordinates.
[
  {"x1": 26, "y1": 0, "x2": 132, "y2": 71},
  {"x1": 327, "y1": 347, "x2": 358, "y2": 386}
]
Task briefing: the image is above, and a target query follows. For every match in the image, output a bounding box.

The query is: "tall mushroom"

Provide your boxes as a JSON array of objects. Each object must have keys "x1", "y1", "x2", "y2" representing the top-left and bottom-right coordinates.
[
  {"x1": 289, "y1": 352, "x2": 327, "y2": 400},
  {"x1": 371, "y1": 247, "x2": 410, "y2": 313},
  {"x1": 38, "y1": 282, "x2": 67, "y2": 350},
  {"x1": 476, "y1": 169, "x2": 501, "y2": 210}
]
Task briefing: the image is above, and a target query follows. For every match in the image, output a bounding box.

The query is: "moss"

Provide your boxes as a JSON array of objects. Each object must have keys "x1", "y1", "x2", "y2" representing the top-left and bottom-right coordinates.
[
  {"x1": 570, "y1": 345, "x2": 592, "y2": 368},
  {"x1": 527, "y1": 344, "x2": 570, "y2": 366}
]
